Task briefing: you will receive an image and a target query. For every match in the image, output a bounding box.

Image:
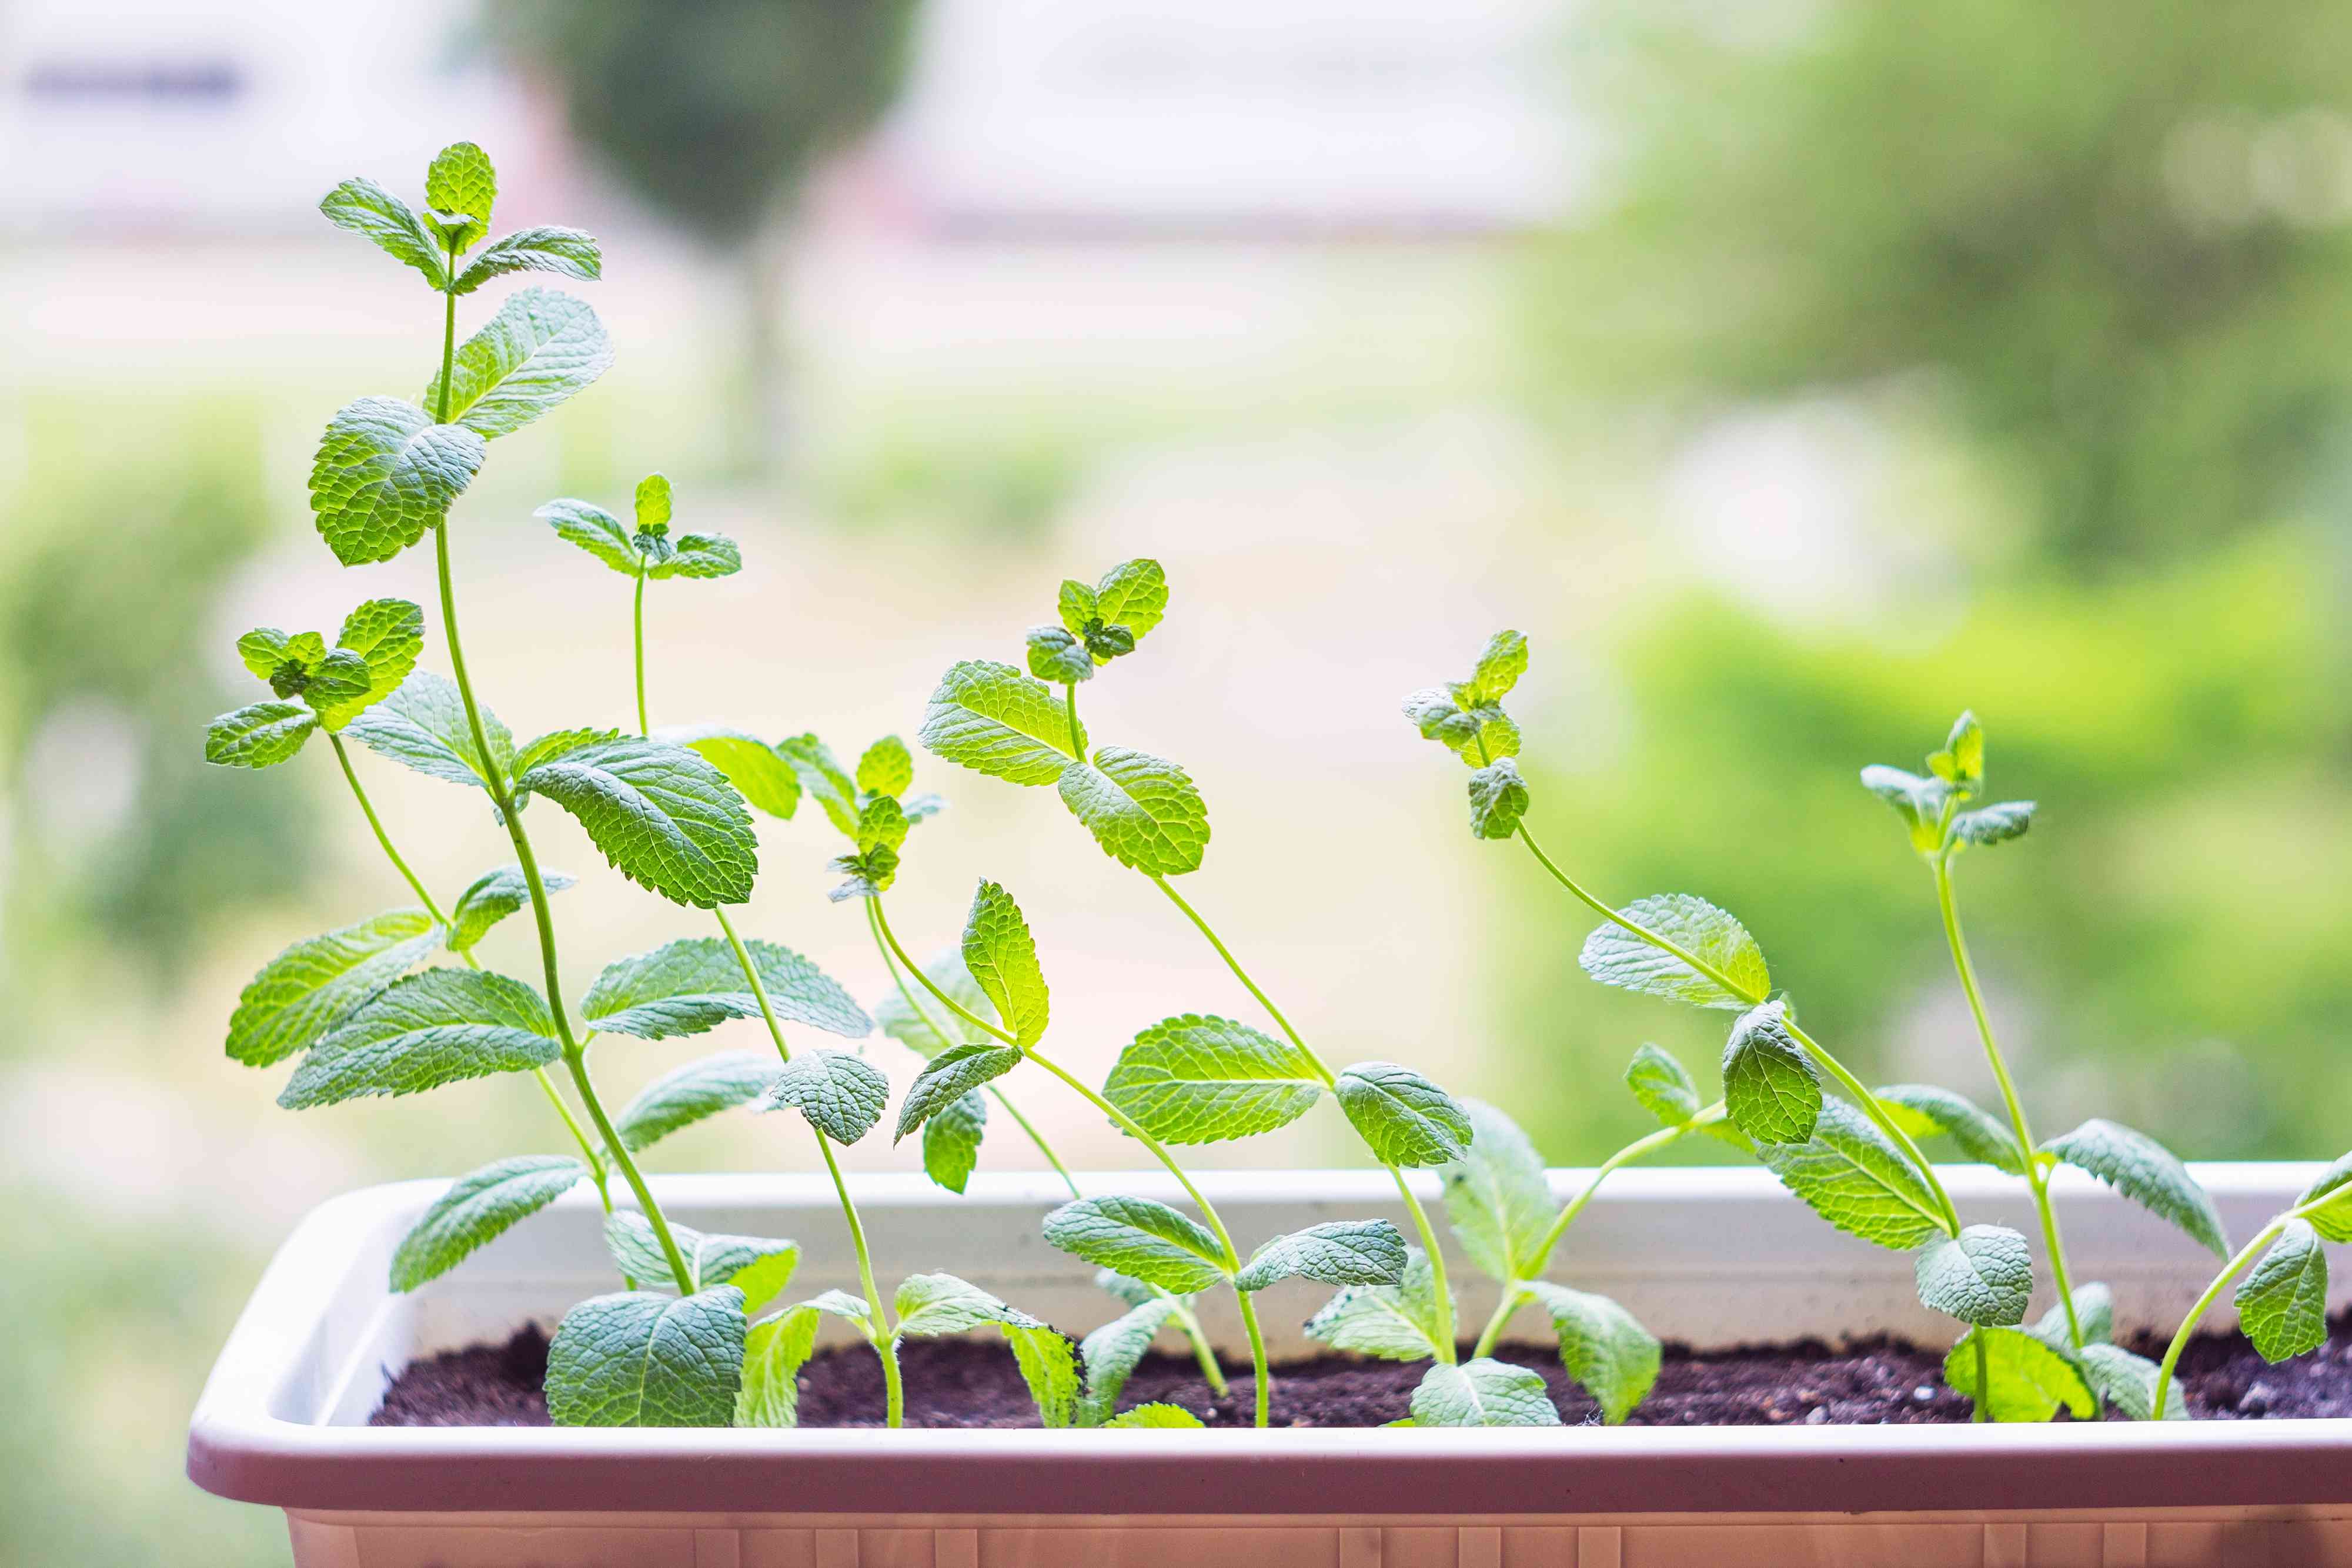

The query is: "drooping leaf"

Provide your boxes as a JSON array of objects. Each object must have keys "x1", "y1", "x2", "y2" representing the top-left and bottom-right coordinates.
[
  {"x1": 204, "y1": 701, "x2": 316, "y2": 768},
  {"x1": 318, "y1": 176, "x2": 447, "y2": 288},
  {"x1": 278, "y1": 968, "x2": 559, "y2": 1109},
  {"x1": 422, "y1": 286, "x2": 615, "y2": 439},
  {"x1": 1624, "y1": 1043, "x2": 1702, "y2": 1128},
  {"x1": 447, "y1": 864, "x2": 574, "y2": 952},
  {"x1": 225, "y1": 910, "x2": 442, "y2": 1066},
  {"x1": 424, "y1": 141, "x2": 496, "y2": 249},
  {"x1": 2237, "y1": 1219, "x2": 2329, "y2": 1362},
  {"x1": 604, "y1": 1213, "x2": 800, "y2": 1311},
  {"x1": 582, "y1": 937, "x2": 871, "y2": 1041},
  {"x1": 1234, "y1": 1221, "x2": 1408, "y2": 1293},
  {"x1": 517, "y1": 737, "x2": 759, "y2": 908},
  {"x1": 1076, "y1": 1296, "x2": 1183, "y2": 1426},
  {"x1": 1441, "y1": 1098, "x2": 1556, "y2": 1284},
  {"x1": 1859, "y1": 765, "x2": 1950, "y2": 854},
  {"x1": 320, "y1": 597, "x2": 425, "y2": 730},
  {"x1": 344, "y1": 670, "x2": 512, "y2": 790},
  {"x1": 1410, "y1": 1358, "x2": 1561, "y2": 1427},
  {"x1": 1104, "y1": 1014, "x2": 1324, "y2": 1145},
  {"x1": 390, "y1": 1156, "x2": 585, "y2": 1292},
  {"x1": 1057, "y1": 747, "x2": 1210, "y2": 876},
  {"x1": 1304, "y1": 1248, "x2": 1449, "y2": 1361},
  {"x1": 1720, "y1": 1001, "x2": 1820, "y2": 1146},
  {"x1": 919, "y1": 660, "x2": 1085, "y2": 785},
  {"x1": 1578, "y1": 894, "x2": 1769, "y2": 1010},
  {"x1": 775, "y1": 734, "x2": 860, "y2": 835},
  {"x1": 734, "y1": 1304, "x2": 821, "y2": 1428},
  {"x1": 876, "y1": 950, "x2": 999, "y2": 1058},
  {"x1": 1041, "y1": 1196, "x2": 1230, "y2": 1295},
  {"x1": 759, "y1": 1050, "x2": 890, "y2": 1145},
  {"x1": 857, "y1": 736, "x2": 916, "y2": 799},
  {"x1": 308, "y1": 397, "x2": 486, "y2": 566},
  {"x1": 537, "y1": 497, "x2": 639, "y2": 574},
  {"x1": 615, "y1": 1049, "x2": 776, "y2": 1154},
  {"x1": 1943, "y1": 1325, "x2": 2096, "y2": 1423},
  {"x1": 1005, "y1": 1322, "x2": 1081, "y2": 1429},
  {"x1": 896, "y1": 1043, "x2": 1023, "y2": 1142},
  {"x1": 961, "y1": 880, "x2": 1049, "y2": 1048},
  {"x1": 1525, "y1": 1281, "x2": 1659, "y2": 1425},
  {"x1": 1876, "y1": 1084, "x2": 2024, "y2": 1175},
  {"x1": 545, "y1": 1288, "x2": 746, "y2": 1427},
  {"x1": 2080, "y1": 1343, "x2": 2188, "y2": 1422},
  {"x1": 1336, "y1": 1062, "x2": 1473, "y2": 1167},
  {"x1": 659, "y1": 726, "x2": 801, "y2": 819},
  {"x1": 1915, "y1": 1225, "x2": 2034, "y2": 1326},
  {"x1": 455, "y1": 225, "x2": 602, "y2": 295},
  {"x1": 2043, "y1": 1119, "x2": 2229, "y2": 1258},
  {"x1": 922, "y1": 1091, "x2": 989, "y2": 1193},
  {"x1": 1466, "y1": 758, "x2": 1529, "y2": 840},
  {"x1": 2297, "y1": 1151, "x2": 2352, "y2": 1243},
  {"x1": 1952, "y1": 801, "x2": 2036, "y2": 847},
  {"x1": 1759, "y1": 1101, "x2": 1947, "y2": 1251}
]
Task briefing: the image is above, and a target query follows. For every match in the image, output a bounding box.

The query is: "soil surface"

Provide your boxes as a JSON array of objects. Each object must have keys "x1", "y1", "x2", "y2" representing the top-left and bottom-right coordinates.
[{"x1": 370, "y1": 1312, "x2": 2352, "y2": 1427}]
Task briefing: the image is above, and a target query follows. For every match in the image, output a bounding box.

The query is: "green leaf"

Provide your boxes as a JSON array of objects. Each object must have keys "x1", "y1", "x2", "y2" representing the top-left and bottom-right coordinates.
[
  {"x1": 205, "y1": 701, "x2": 316, "y2": 768},
  {"x1": 1337, "y1": 1062, "x2": 1473, "y2": 1167},
  {"x1": 1578, "y1": 894, "x2": 1769, "y2": 1011},
  {"x1": 1466, "y1": 758, "x2": 1529, "y2": 840},
  {"x1": 1027, "y1": 626, "x2": 1095, "y2": 684},
  {"x1": 734, "y1": 1304, "x2": 821, "y2": 1428},
  {"x1": 1915, "y1": 1225, "x2": 2034, "y2": 1326},
  {"x1": 454, "y1": 225, "x2": 600, "y2": 295},
  {"x1": 919, "y1": 660, "x2": 1085, "y2": 785},
  {"x1": 2298, "y1": 1151, "x2": 2352, "y2": 1242},
  {"x1": 1720, "y1": 1001, "x2": 1820, "y2": 1145},
  {"x1": 1441, "y1": 1098, "x2": 1556, "y2": 1283},
  {"x1": 1401, "y1": 687, "x2": 1521, "y2": 768},
  {"x1": 537, "y1": 497, "x2": 639, "y2": 574},
  {"x1": 1625, "y1": 1044, "x2": 1702, "y2": 1128},
  {"x1": 1042, "y1": 1196, "x2": 1230, "y2": 1294},
  {"x1": 1759, "y1": 1101, "x2": 1947, "y2": 1251},
  {"x1": 582, "y1": 937, "x2": 870, "y2": 1041},
  {"x1": 518, "y1": 737, "x2": 758, "y2": 908},
  {"x1": 1007, "y1": 1322, "x2": 1081, "y2": 1429},
  {"x1": 1076, "y1": 1296, "x2": 1183, "y2": 1426},
  {"x1": 390, "y1": 1156, "x2": 586, "y2": 1292},
  {"x1": 893, "y1": 1271, "x2": 1044, "y2": 1336},
  {"x1": 1104, "y1": 1014, "x2": 1324, "y2": 1145},
  {"x1": 1410, "y1": 1359, "x2": 1561, "y2": 1427},
  {"x1": 2039, "y1": 1281, "x2": 2116, "y2": 1348},
  {"x1": 1304, "y1": 1248, "x2": 1449, "y2": 1361},
  {"x1": 649, "y1": 533, "x2": 740, "y2": 580},
  {"x1": 1952, "y1": 801, "x2": 2036, "y2": 847},
  {"x1": 896, "y1": 1044, "x2": 1023, "y2": 1142},
  {"x1": 225, "y1": 910, "x2": 442, "y2": 1066},
  {"x1": 604, "y1": 1213, "x2": 800, "y2": 1310},
  {"x1": 1876, "y1": 1084, "x2": 2024, "y2": 1175},
  {"x1": 854, "y1": 795, "x2": 910, "y2": 858},
  {"x1": 546, "y1": 1288, "x2": 746, "y2": 1427},
  {"x1": 805, "y1": 1290, "x2": 878, "y2": 1335},
  {"x1": 424, "y1": 141, "x2": 496, "y2": 248},
  {"x1": 345, "y1": 670, "x2": 512, "y2": 790},
  {"x1": 857, "y1": 736, "x2": 915, "y2": 799},
  {"x1": 317, "y1": 598, "x2": 425, "y2": 730},
  {"x1": 2238, "y1": 1219, "x2": 2329, "y2": 1362},
  {"x1": 1525, "y1": 1282, "x2": 1659, "y2": 1425},
  {"x1": 318, "y1": 177, "x2": 447, "y2": 288},
  {"x1": 922, "y1": 1091, "x2": 988, "y2": 1193},
  {"x1": 1057, "y1": 580, "x2": 1100, "y2": 636},
  {"x1": 447, "y1": 864, "x2": 574, "y2": 952},
  {"x1": 877, "y1": 950, "x2": 1000, "y2": 1058},
  {"x1": 654, "y1": 726, "x2": 800, "y2": 819},
  {"x1": 1465, "y1": 630, "x2": 1529, "y2": 703},
  {"x1": 2080, "y1": 1343, "x2": 2188, "y2": 1421},
  {"x1": 759, "y1": 1049, "x2": 890, "y2": 1145},
  {"x1": 962, "y1": 880, "x2": 1049, "y2": 1048},
  {"x1": 1234, "y1": 1221, "x2": 1407, "y2": 1293},
  {"x1": 1943, "y1": 1325, "x2": 2096, "y2": 1423},
  {"x1": 2043, "y1": 1119, "x2": 2228, "y2": 1258},
  {"x1": 1931, "y1": 711, "x2": 1986, "y2": 789},
  {"x1": 1859, "y1": 765, "x2": 1950, "y2": 854},
  {"x1": 1093, "y1": 559, "x2": 1169, "y2": 646},
  {"x1": 615, "y1": 1049, "x2": 775, "y2": 1154},
  {"x1": 1103, "y1": 1402, "x2": 1203, "y2": 1429},
  {"x1": 421, "y1": 287, "x2": 614, "y2": 439},
  {"x1": 308, "y1": 397, "x2": 486, "y2": 566},
  {"x1": 776, "y1": 734, "x2": 860, "y2": 835},
  {"x1": 279, "y1": 968, "x2": 557, "y2": 1108}
]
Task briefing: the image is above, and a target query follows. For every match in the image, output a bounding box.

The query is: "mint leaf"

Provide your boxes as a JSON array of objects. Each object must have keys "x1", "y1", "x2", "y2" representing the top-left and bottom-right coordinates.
[
  {"x1": 455, "y1": 225, "x2": 600, "y2": 294},
  {"x1": 1103, "y1": 1014, "x2": 1323, "y2": 1144},
  {"x1": 896, "y1": 1044, "x2": 1023, "y2": 1142},
  {"x1": 857, "y1": 736, "x2": 915, "y2": 799},
  {"x1": 734, "y1": 1304, "x2": 821, "y2": 1428},
  {"x1": 1234, "y1": 1221, "x2": 1406, "y2": 1292},
  {"x1": 1410, "y1": 1359, "x2": 1560, "y2": 1427},
  {"x1": 345, "y1": 670, "x2": 512, "y2": 790},
  {"x1": 604, "y1": 1213, "x2": 800, "y2": 1310},
  {"x1": 226, "y1": 909, "x2": 443, "y2": 1066},
  {"x1": 759, "y1": 1049, "x2": 889, "y2": 1145},
  {"x1": 582, "y1": 937, "x2": 871, "y2": 1041},
  {"x1": 1578, "y1": 894, "x2": 1769, "y2": 1010},
  {"x1": 391, "y1": 1155, "x2": 585, "y2": 1292},
  {"x1": 962, "y1": 880, "x2": 1049, "y2": 1048},
  {"x1": 1042, "y1": 1196, "x2": 1230, "y2": 1294},
  {"x1": 649, "y1": 533, "x2": 740, "y2": 580},
  {"x1": 1441, "y1": 1098, "x2": 1556, "y2": 1283},
  {"x1": 1915, "y1": 1225, "x2": 2033, "y2": 1326},
  {"x1": 804, "y1": 1290, "x2": 878, "y2": 1335},
  {"x1": 2298, "y1": 1151, "x2": 2352, "y2": 1242},
  {"x1": 776, "y1": 734, "x2": 860, "y2": 834},
  {"x1": 424, "y1": 141, "x2": 496, "y2": 249},
  {"x1": 1304, "y1": 1247, "x2": 1449, "y2": 1361},
  {"x1": 317, "y1": 598, "x2": 424, "y2": 730},
  {"x1": 1525, "y1": 1282, "x2": 1659, "y2": 1425},
  {"x1": 1057, "y1": 580, "x2": 1100, "y2": 635},
  {"x1": 2043, "y1": 1119, "x2": 2228, "y2": 1258},
  {"x1": 1465, "y1": 630, "x2": 1528, "y2": 704},
  {"x1": 1931, "y1": 710, "x2": 1986, "y2": 789},
  {"x1": 1859, "y1": 765, "x2": 1950, "y2": 854},
  {"x1": 512, "y1": 728, "x2": 621, "y2": 786},
  {"x1": 1759, "y1": 1101, "x2": 1946, "y2": 1250},
  {"x1": 422, "y1": 287, "x2": 614, "y2": 439},
  {"x1": 2079, "y1": 1343, "x2": 2187, "y2": 1421},
  {"x1": 613, "y1": 1050, "x2": 772, "y2": 1155},
  {"x1": 656, "y1": 726, "x2": 800, "y2": 819},
  {"x1": 1952, "y1": 802, "x2": 2036, "y2": 847},
  {"x1": 205, "y1": 701, "x2": 316, "y2": 768},
  {"x1": 1625, "y1": 1043, "x2": 1702, "y2": 1128},
  {"x1": 1720, "y1": 1000, "x2": 1820, "y2": 1145},
  {"x1": 1943, "y1": 1325, "x2": 2096, "y2": 1423},
  {"x1": 854, "y1": 795, "x2": 910, "y2": 857},
  {"x1": 2035, "y1": 1282, "x2": 2115, "y2": 1348},
  {"x1": 1467, "y1": 758, "x2": 1529, "y2": 840},
  {"x1": 279, "y1": 967, "x2": 557, "y2": 1108},
  {"x1": 1104, "y1": 1403, "x2": 1204, "y2": 1429},
  {"x1": 319, "y1": 177, "x2": 447, "y2": 288},
  {"x1": 1007, "y1": 1323, "x2": 1080, "y2": 1429},
  {"x1": 893, "y1": 1271, "x2": 1043, "y2": 1336},
  {"x1": 1093, "y1": 559, "x2": 1168, "y2": 646},
  {"x1": 1401, "y1": 687, "x2": 1519, "y2": 769},
  {"x1": 308, "y1": 397, "x2": 485, "y2": 566},
  {"x1": 1057, "y1": 747, "x2": 1211, "y2": 877},
  {"x1": 1077, "y1": 1296, "x2": 1183, "y2": 1426},
  {"x1": 537, "y1": 497, "x2": 639, "y2": 574},
  {"x1": 546, "y1": 1288, "x2": 746, "y2": 1427},
  {"x1": 2237, "y1": 1219, "x2": 2328, "y2": 1362},
  {"x1": 518, "y1": 737, "x2": 757, "y2": 908},
  {"x1": 919, "y1": 660, "x2": 1085, "y2": 785},
  {"x1": 877, "y1": 950, "x2": 999, "y2": 1058},
  {"x1": 1876, "y1": 1084, "x2": 2024, "y2": 1175},
  {"x1": 1337, "y1": 1061, "x2": 1472, "y2": 1167},
  {"x1": 447, "y1": 864, "x2": 574, "y2": 952},
  {"x1": 923, "y1": 1091, "x2": 988, "y2": 1193},
  {"x1": 1027, "y1": 626, "x2": 1095, "y2": 684}
]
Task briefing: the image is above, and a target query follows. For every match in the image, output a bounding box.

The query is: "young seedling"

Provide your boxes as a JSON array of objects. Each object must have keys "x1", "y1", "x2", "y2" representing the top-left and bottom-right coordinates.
[
  {"x1": 2150, "y1": 1154, "x2": 2352, "y2": 1419},
  {"x1": 1863, "y1": 713, "x2": 2227, "y2": 1419},
  {"x1": 1404, "y1": 632, "x2": 2046, "y2": 1419},
  {"x1": 913, "y1": 563, "x2": 1496, "y2": 1421}
]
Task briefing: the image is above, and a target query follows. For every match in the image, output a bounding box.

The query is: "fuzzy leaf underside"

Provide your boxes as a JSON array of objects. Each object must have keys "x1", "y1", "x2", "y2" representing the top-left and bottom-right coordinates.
[
  {"x1": 422, "y1": 286, "x2": 614, "y2": 439},
  {"x1": 1410, "y1": 1358, "x2": 1561, "y2": 1427},
  {"x1": 2080, "y1": 1343, "x2": 2188, "y2": 1421},
  {"x1": 1234, "y1": 1221, "x2": 1409, "y2": 1293},
  {"x1": 1103, "y1": 1014, "x2": 1324, "y2": 1145},
  {"x1": 319, "y1": 176, "x2": 447, "y2": 287},
  {"x1": 614, "y1": 1049, "x2": 778, "y2": 1154},
  {"x1": 581, "y1": 937, "x2": 871, "y2": 1041},
  {"x1": 1578, "y1": 894, "x2": 1769, "y2": 1010},
  {"x1": 1625, "y1": 1043, "x2": 1702, "y2": 1128},
  {"x1": 1526, "y1": 1281, "x2": 1660, "y2": 1425},
  {"x1": 1077, "y1": 1296, "x2": 1184, "y2": 1426},
  {"x1": 1759, "y1": 1101, "x2": 1947, "y2": 1251},
  {"x1": 278, "y1": 968, "x2": 558, "y2": 1108},
  {"x1": 537, "y1": 497, "x2": 639, "y2": 574},
  {"x1": 545, "y1": 1288, "x2": 747, "y2": 1427},
  {"x1": 604, "y1": 1212, "x2": 800, "y2": 1311},
  {"x1": 1915, "y1": 1225, "x2": 2034, "y2": 1326},
  {"x1": 895, "y1": 1044, "x2": 1023, "y2": 1142},
  {"x1": 1304, "y1": 1249, "x2": 1449, "y2": 1362},
  {"x1": 919, "y1": 660, "x2": 1085, "y2": 785},
  {"x1": 447, "y1": 864, "x2": 574, "y2": 952},
  {"x1": 759, "y1": 1049, "x2": 891, "y2": 1145},
  {"x1": 226, "y1": 909, "x2": 442, "y2": 1067},
  {"x1": 519, "y1": 738, "x2": 759, "y2": 908},
  {"x1": 1043, "y1": 1196, "x2": 1228, "y2": 1295},
  {"x1": 1876, "y1": 1084, "x2": 2025, "y2": 1175},
  {"x1": 2043, "y1": 1119, "x2": 2229, "y2": 1258},
  {"x1": 1335, "y1": 1061, "x2": 1472, "y2": 1168},
  {"x1": 344, "y1": 670, "x2": 512, "y2": 790},
  {"x1": 455, "y1": 225, "x2": 602, "y2": 295},
  {"x1": 1467, "y1": 758, "x2": 1529, "y2": 840},
  {"x1": 390, "y1": 1156, "x2": 586, "y2": 1292},
  {"x1": 2238, "y1": 1219, "x2": 2329, "y2": 1362},
  {"x1": 205, "y1": 701, "x2": 318, "y2": 768},
  {"x1": 1441, "y1": 1098, "x2": 1557, "y2": 1283},
  {"x1": 1056, "y1": 747, "x2": 1210, "y2": 875}
]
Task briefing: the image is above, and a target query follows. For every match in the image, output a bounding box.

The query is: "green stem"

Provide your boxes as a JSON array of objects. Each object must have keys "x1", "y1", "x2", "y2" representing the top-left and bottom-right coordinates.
[
  {"x1": 818, "y1": 1128, "x2": 905, "y2": 1428},
  {"x1": 632, "y1": 568, "x2": 650, "y2": 739},
  {"x1": 1064, "y1": 681, "x2": 1084, "y2": 759},
  {"x1": 1145, "y1": 874, "x2": 1459, "y2": 1365},
  {"x1": 1973, "y1": 1334, "x2": 1990, "y2": 1423},
  {"x1": 2154, "y1": 1219, "x2": 2284, "y2": 1421}
]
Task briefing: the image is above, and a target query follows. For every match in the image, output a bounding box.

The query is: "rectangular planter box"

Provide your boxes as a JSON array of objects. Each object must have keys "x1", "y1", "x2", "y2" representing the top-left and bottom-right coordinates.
[{"x1": 191, "y1": 1165, "x2": 2352, "y2": 1566}]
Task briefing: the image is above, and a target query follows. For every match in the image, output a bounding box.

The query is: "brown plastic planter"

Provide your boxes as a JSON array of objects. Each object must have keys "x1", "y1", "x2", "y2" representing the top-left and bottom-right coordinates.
[{"x1": 189, "y1": 1166, "x2": 2352, "y2": 1566}]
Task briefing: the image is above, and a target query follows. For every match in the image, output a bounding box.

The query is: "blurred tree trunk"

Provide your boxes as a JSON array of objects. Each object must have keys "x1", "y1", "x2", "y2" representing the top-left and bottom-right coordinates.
[{"x1": 728, "y1": 236, "x2": 791, "y2": 481}]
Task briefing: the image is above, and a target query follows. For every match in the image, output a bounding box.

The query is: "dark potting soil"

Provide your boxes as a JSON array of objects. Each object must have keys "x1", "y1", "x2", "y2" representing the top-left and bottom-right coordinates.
[{"x1": 369, "y1": 1311, "x2": 2352, "y2": 1428}]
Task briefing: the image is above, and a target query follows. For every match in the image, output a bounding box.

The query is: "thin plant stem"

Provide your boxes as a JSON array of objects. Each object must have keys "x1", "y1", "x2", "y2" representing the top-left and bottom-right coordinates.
[
  {"x1": 817, "y1": 1114, "x2": 906, "y2": 1428},
  {"x1": 1064, "y1": 681, "x2": 1084, "y2": 760},
  {"x1": 2154, "y1": 1221, "x2": 2285, "y2": 1420},
  {"x1": 632, "y1": 569, "x2": 649, "y2": 738}
]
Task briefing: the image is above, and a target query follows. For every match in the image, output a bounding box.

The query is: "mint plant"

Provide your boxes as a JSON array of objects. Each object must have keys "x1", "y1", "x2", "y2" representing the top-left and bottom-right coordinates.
[{"x1": 1862, "y1": 713, "x2": 2226, "y2": 1419}]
